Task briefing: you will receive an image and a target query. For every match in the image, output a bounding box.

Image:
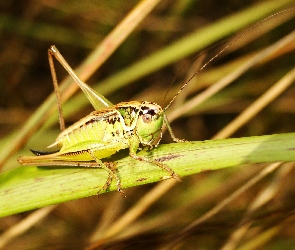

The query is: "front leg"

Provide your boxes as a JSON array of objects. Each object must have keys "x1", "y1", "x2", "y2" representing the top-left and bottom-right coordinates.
[{"x1": 164, "y1": 115, "x2": 187, "y2": 143}]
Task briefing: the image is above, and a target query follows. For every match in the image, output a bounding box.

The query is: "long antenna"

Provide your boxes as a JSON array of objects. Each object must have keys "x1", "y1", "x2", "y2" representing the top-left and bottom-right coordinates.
[{"x1": 164, "y1": 8, "x2": 292, "y2": 112}]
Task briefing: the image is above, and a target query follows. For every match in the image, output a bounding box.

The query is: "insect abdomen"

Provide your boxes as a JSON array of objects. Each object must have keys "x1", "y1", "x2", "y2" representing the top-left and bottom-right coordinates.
[{"x1": 56, "y1": 111, "x2": 129, "y2": 156}]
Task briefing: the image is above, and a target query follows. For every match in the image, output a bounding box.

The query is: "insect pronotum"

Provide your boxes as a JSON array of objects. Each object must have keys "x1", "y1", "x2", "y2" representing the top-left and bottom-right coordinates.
[{"x1": 17, "y1": 9, "x2": 290, "y2": 196}]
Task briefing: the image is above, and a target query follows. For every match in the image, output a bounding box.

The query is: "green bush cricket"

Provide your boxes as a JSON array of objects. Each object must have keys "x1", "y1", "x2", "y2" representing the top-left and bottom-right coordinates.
[
  {"x1": 17, "y1": 46, "x2": 185, "y2": 196},
  {"x1": 17, "y1": 9, "x2": 291, "y2": 196}
]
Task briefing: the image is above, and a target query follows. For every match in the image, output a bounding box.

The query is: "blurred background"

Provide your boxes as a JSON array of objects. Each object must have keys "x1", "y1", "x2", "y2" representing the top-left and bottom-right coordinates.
[{"x1": 0, "y1": 0, "x2": 295, "y2": 249}]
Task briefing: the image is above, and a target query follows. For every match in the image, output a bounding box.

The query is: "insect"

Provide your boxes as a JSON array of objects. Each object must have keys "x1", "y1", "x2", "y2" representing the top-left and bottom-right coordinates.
[{"x1": 17, "y1": 46, "x2": 185, "y2": 196}]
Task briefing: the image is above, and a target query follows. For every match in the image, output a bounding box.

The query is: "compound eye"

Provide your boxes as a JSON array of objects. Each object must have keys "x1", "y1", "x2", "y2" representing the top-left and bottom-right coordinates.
[{"x1": 142, "y1": 113, "x2": 152, "y2": 124}]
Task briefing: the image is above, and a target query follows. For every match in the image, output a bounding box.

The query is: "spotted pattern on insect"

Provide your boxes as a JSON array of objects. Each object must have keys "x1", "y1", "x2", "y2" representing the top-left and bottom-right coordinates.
[
  {"x1": 118, "y1": 106, "x2": 139, "y2": 127},
  {"x1": 106, "y1": 115, "x2": 119, "y2": 125}
]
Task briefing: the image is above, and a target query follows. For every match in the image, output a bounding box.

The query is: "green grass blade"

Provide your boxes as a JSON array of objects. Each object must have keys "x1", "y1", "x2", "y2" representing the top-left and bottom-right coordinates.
[{"x1": 1, "y1": 133, "x2": 295, "y2": 217}]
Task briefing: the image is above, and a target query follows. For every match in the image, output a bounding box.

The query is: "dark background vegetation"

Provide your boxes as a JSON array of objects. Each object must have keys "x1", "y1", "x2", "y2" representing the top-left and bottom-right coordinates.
[{"x1": 0, "y1": 0, "x2": 295, "y2": 249}]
